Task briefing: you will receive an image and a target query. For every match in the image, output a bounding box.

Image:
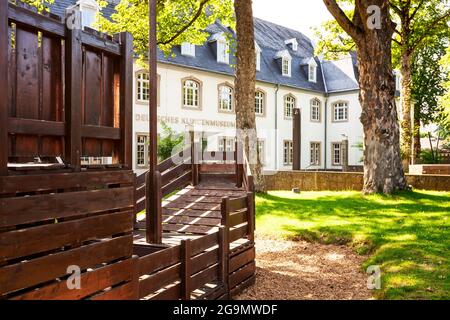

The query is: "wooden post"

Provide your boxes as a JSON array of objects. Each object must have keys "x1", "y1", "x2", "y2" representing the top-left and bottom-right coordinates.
[
  {"x1": 0, "y1": 0, "x2": 9, "y2": 175},
  {"x1": 181, "y1": 239, "x2": 191, "y2": 300},
  {"x1": 118, "y1": 32, "x2": 133, "y2": 169},
  {"x1": 220, "y1": 197, "x2": 230, "y2": 297},
  {"x1": 65, "y1": 11, "x2": 82, "y2": 171},
  {"x1": 146, "y1": 170, "x2": 162, "y2": 244},
  {"x1": 131, "y1": 255, "x2": 140, "y2": 300},
  {"x1": 218, "y1": 226, "x2": 229, "y2": 297},
  {"x1": 235, "y1": 140, "x2": 243, "y2": 188},
  {"x1": 190, "y1": 130, "x2": 199, "y2": 185},
  {"x1": 293, "y1": 108, "x2": 301, "y2": 170},
  {"x1": 246, "y1": 192, "x2": 255, "y2": 242}
]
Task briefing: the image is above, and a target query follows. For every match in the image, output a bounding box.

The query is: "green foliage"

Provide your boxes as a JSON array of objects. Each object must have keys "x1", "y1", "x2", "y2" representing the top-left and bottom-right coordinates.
[
  {"x1": 96, "y1": 0, "x2": 234, "y2": 64},
  {"x1": 419, "y1": 149, "x2": 443, "y2": 164},
  {"x1": 157, "y1": 122, "x2": 184, "y2": 161},
  {"x1": 19, "y1": 0, "x2": 54, "y2": 12},
  {"x1": 255, "y1": 190, "x2": 450, "y2": 299},
  {"x1": 440, "y1": 47, "x2": 450, "y2": 129}
]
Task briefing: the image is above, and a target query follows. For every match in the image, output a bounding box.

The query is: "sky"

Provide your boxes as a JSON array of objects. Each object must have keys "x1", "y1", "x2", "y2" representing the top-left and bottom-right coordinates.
[{"x1": 252, "y1": 0, "x2": 333, "y2": 39}]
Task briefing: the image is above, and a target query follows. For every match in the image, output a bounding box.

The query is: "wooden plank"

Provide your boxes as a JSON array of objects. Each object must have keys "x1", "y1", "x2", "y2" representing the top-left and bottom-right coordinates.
[
  {"x1": 0, "y1": 186, "x2": 134, "y2": 227},
  {"x1": 0, "y1": 170, "x2": 134, "y2": 194},
  {"x1": 229, "y1": 246, "x2": 255, "y2": 273},
  {"x1": 228, "y1": 210, "x2": 247, "y2": 227},
  {"x1": 80, "y1": 32, "x2": 121, "y2": 56},
  {"x1": 139, "y1": 263, "x2": 181, "y2": 298},
  {"x1": 118, "y1": 32, "x2": 133, "y2": 169},
  {"x1": 161, "y1": 163, "x2": 190, "y2": 186},
  {"x1": 191, "y1": 248, "x2": 219, "y2": 275},
  {"x1": 229, "y1": 224, "x2": 248, "y2": 243},
  {"x1": 163, "y1": 201, "x2": 220, "y2": 211},
  {"x1": 181, "y1": 239, "x2": 191, "y2": 300},
  {"x1": 190, "y1": 231, "x2": 219, "y2": 256},
  {"x1": 229, "y1": 261, "x2": 256, "y2": 289},
  {"x1": 8, "y1": 118, "x2": 65, "y2": 136},
  {"x1": 90, "y1": 281, "x2": 135, "y2": 300},
  {"x1": 0, "y1": 235, "x2": 133, "y2": 295},
  {"x1": 147, "y1": 170, "x2": 162, "y2": 244},
  {"x1": 10, "y1": 258, "x2": 133, "y2": 300},
  {"x1": 162, "y1": 170, "x2": 192, "y2": 197},
  {"x1": 162, "y1": 208, "x2": 222, "y2": 218},
  {"x1": 138, "y1": 245, "x2": 180, "y2": 276},
  {"x1": 0, "y1": 0, "x2": 9, "y2": 175},
  {"x1": 190, "y1": 263, "x2": 219, "y2": 290},
  {"x1": 149, "y1": 283, "x2": 181, "y2": 300},
  {"x1": 65, "y1": 17, "x2": 82, "y2": 171},
  {"x1": 230, "y1": 274, "x2": 255, "y2": 298},
  {"x1": 227, "y1": 196, "x2": 247, "y2": 212},
  {"x1": 81, "y1": 125, "x2": 121, "y2": 140},
  {"x1": 8, "y1": 4, "x2": 65, "y2": 37},
  {"x1": 1, "y1": 210, "x2": 133, "y2": 261},
  {"x1": 162, "y1": 223, "x2": 217, "y2": 235},
  {"x1": 163, "y1": 215, "x2": 221, "y2": 227},
  {"x1": 165, "y1": 195, "x2": 224, "y2": 204},
  {"x1": 181, "y1": 190, "x2": 245, "y2": 197}
]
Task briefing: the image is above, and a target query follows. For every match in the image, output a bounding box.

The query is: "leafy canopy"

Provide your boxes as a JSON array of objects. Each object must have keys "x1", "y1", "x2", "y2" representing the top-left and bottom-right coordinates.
[{"x1": 96, "y1": 0, "x2": 234, "y2": 63}]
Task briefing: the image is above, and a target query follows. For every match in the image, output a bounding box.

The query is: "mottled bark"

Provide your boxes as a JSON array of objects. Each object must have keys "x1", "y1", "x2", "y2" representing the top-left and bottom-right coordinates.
[
  {"x1": 400, "y1": 51, "x2": 413, "y2": 166},
  {"x1": 324, "y1": 0, "x2": 408, "y2": 194},
  {"x1": 234, "y1": 0, "x2": 265, "y2": 191}
]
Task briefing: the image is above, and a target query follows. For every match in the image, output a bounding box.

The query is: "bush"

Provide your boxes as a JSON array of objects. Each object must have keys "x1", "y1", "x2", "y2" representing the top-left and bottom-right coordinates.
[
  {"x1": 157, "y1": 122, "x2": 184, "y2": 161},
  {"x1": 419, "y1": 149, "x2": 443, "y2": 164}
]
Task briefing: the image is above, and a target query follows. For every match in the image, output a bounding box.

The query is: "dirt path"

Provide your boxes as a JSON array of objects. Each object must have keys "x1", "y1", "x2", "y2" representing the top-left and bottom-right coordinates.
[{"x1": 235, "y1": 237, "x2": 373, "y2": 300}]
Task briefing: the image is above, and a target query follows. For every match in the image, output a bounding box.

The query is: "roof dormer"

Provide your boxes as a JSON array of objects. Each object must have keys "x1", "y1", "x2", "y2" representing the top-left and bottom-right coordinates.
[
  {"x1": 308, "y1": 58, "x2": 317, "y2": 83},
  {"x1": 275, "y1": 50, "x2": 292, "y2": 77},
  {"x1": 209, "y1": 32, "x2": 229, "y2": 64},
  {"x1": 285, "y1": 38, "x2": 298, "y2": 52},
  {"x1": 181, "y1": 42, "x2": 195, "y2": 57},
  {"x1": 67, "y1": 0, "x2": 99, "y2": 29}
]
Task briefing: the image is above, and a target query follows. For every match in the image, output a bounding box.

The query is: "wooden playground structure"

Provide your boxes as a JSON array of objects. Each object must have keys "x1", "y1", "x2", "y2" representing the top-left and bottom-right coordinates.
[{"x1": 0, "y1": 0, "x2": 256, "y2": 300}]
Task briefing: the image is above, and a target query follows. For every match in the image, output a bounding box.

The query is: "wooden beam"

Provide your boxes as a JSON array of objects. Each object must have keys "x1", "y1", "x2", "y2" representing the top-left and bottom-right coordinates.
[
  {"x1": 0, "y1": 0, "x2": 8, "y2": 175},
  {"x1": 8, "y1": 118, "x2": 65, "y2": 136},
  {"x1": 148, "y1": 0, "x2": 158, "y2": 173},
  {"x1": 118, "y1": 32, "x2": 133, "y2": 168},
  {"x1": 64, "y1": 11, "x2": 82, "y2": 171},
  {"x1": 293, "y1": 108, "x2": 301, "y2": 170}
]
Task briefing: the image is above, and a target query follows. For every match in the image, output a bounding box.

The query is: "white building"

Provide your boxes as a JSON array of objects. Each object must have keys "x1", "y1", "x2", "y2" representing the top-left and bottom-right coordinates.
[{"x1": 54, "y1": 1, "x2": 402, "y2": 172}]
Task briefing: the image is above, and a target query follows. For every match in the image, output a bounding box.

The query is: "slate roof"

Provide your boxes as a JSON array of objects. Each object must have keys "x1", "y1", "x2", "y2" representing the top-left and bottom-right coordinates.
[{"x1": 48, "y1": 1, "x2": 360, "y2": 94}]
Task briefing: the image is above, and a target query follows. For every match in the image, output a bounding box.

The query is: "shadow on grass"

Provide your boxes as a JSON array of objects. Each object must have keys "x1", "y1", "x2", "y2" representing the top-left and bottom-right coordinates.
[{"x1": 255, "y1": 190, "x2": 450, "y2": 299}]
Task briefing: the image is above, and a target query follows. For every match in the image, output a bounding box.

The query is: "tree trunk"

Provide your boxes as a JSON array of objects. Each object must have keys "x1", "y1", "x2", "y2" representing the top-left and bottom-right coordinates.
[
  {"x1": 400, "y1": 51, "x2": 413, "y2": 167},
  {"x1": 234, "y1": 0, "x2": 265, "y2": 192}
]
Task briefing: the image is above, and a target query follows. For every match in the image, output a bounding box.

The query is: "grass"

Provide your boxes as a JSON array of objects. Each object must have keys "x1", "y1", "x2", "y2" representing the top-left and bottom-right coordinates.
[{"x1": 255, "y1": 190, "x2": 450, "y2": 300}]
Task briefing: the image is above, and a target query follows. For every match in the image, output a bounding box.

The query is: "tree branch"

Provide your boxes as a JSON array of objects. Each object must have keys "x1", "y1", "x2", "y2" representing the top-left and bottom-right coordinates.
[
  {"x1": 322, "y1": 0, "x2": 363, "y2": 42},
  {"x1": 157, "y1": 0, "x2": 210, "y2": 45},
  {"x1": 411, "y1": 9, "x2": 450, "y2": 51},
  {"x1": 409, "y1": 0, "x2": 426, "y2": 22}
]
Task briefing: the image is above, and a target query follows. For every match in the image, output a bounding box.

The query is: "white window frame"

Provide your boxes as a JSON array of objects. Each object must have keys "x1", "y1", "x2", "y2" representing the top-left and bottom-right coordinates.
[
  {"x1": 255, "y1": 90, "x2": 265, "y2": 116},
  {"x1": 332, "y1": 101, "x2": 349, "y2": 122},
  {"x1": 310, "y1": 142, "x2": 321, "y2": 166},
  {"x1": 332, "y1": 142, "x2": 342, "y2": 166},
  {"x1": 136, "y1": 72, "x2": 150, "y2": 103},
  {"x1": 136, "y1": 134, "x2": 148, "y2": 168},
  {"x1": 218, "y1": 84, "x2": 233, "y2": 112},
  {"x1": 282, "y1": 57, "x2": 291, "y2": 77},
  {"x1": 308, "y1": 64, "x2": 317, "y2": 83},
  {"x1": 78, "y1": 0, "x2": 99, "y2": 29},
  {"x1": 284, "y1": 95, "x2": 295, "y2": 119},
  {"x1": 181, "y1": 42, "x2": 196, "y2": 57},
  {"x1": 217, "y1": 40, "x2": 229, "y2": 64},
  {"x1": 183, "y1": 79, "x2": 201, "y2": 109},
  {"x1": 310, "y1": 99, "x2": 321, "y2": 122},
  {"x1": 283, "y1": 140, "x2": 293, "y2": 165}
]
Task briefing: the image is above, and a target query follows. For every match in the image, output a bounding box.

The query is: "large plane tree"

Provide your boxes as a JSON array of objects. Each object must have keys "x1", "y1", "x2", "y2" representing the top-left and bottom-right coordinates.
[{"x1": 323, "y1": 0, "x2": 407, "y2": 194}]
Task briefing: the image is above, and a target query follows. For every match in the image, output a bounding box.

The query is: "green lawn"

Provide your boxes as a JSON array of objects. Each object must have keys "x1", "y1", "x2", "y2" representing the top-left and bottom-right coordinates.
[{"x1": 256, "y1": 190, "x2": 450, "y2": 300}]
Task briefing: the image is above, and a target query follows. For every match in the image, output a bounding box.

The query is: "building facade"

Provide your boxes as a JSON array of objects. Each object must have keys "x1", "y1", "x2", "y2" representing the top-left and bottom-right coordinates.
[{"x1": 53, "y1": 1, "x2": 403, "y2": 172}]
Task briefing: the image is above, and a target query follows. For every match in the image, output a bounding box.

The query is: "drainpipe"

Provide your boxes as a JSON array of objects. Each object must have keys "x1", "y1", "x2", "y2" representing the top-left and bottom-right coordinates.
[
  {"x1": 274, "y1": 84, "x2": 280, "y2": 171},
  {"x1": 324, "y1": 96, "x2": 328, "y2": 171}
]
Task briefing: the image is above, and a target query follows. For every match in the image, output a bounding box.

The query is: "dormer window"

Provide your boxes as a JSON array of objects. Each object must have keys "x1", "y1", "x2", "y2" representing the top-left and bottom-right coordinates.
[
  {"x1": 307, "y1": 58, "x2": 318, "y2": 83},
  {"x1": 69, "y1": 0, "x2": 99, "y2": 29},
  {"x1": 282, "y1": 58, "x2": 291, "y2": 77},
  {"x1": 285, "y1": 38, "x2": 298, "y2": 52},
  {"x1": 255, "y1": 41, "x2": 261, "y2": 71},
  {"x1": 181, "y1": 42, "x2": 195, "y2": 57},
  {"x1": 217, "y1": 40, "x2": 229, "y2": 64}
]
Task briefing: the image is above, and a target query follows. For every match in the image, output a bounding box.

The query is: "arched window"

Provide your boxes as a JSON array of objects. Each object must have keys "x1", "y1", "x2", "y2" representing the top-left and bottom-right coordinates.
[
  {"x1": 255, "y1": 90, "x2": 265, "y2": 116},
  {"x1": 284, "y1": 94, "x2": 296, "y2": 118},
  {"x1": 310, "y1": 98, "x2": 321, "y2": 122},
  {"x1": 136, "y1": 72, "x2": 149, "y2": 102},
  {"x1": 218, "y1": 84, "x2": 233, "y2": 112},
  {"x1": 332, "y1": 101, "x2": 349, "y2": 122},
  {"x1": 182, "y1": 78, "x2": 201, "y2": 109}
]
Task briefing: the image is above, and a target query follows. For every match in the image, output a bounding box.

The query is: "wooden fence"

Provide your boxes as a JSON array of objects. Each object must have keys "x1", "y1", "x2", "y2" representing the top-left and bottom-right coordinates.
[{"x1": 1, "y1": 0, "x2": 133, "y2": 174}]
